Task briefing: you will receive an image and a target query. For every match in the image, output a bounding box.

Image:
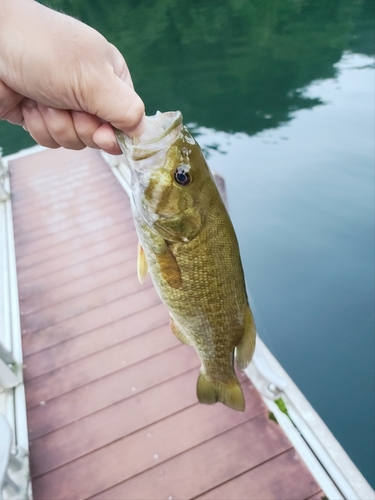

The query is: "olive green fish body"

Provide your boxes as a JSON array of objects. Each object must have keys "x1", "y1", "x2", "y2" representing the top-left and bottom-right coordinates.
[
  {"x1": 135, "y1": 196, "x2": 246, "y2": 363},
  {"x1": 117, "y1": 112, "x2": 256, "y2": 411}
]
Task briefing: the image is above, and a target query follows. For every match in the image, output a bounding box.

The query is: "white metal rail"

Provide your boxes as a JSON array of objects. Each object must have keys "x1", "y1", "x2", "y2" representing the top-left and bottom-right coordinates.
[{"x1": 0, "y1": 147, "x2": 40, "y2": 500}]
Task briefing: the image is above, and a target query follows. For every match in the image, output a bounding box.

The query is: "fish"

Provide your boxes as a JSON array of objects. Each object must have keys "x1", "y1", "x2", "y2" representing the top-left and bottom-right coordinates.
[{"x1": 116, "y1": 111, "x2": 256, "y2": 411}]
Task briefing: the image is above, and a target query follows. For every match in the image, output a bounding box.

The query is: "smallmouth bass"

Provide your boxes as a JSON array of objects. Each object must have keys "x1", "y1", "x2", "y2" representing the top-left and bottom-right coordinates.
[{"x1": 116, "y1": 111, "x2": 256, "y2": 411}]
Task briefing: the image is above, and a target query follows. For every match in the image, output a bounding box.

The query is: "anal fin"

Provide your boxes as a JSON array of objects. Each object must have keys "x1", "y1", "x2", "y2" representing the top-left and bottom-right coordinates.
[
  {"x1": 235, "y1": 305, "x2": 256, "y2": 370},
  {"x1": 197, "y1": 373, "x2": 245, "y2": 412},
  {"x1": 170, "y1": 316, "x2": 191, "y2": 345}
]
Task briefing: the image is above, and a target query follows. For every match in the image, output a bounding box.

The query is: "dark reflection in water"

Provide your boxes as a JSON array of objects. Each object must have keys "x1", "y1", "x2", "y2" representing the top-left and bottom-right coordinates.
[
  {"x1": 0, "y1": 0, "x2": 374, "y2": 488},
  {"x1": 1, "y1": 0, "x2": 373, "y2": 152}
]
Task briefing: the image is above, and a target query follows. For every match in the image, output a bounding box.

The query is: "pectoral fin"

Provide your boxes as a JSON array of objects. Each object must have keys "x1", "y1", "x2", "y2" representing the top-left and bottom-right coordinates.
[
  {"x1": 235, "y1": 305, "x2": 256, "y2": 370},
  {"x1": 156, "y1": 245, "x2": 182, "y2": 289},
  {"x1": 197, "y1": 373, "x2": 245, "y2": 412},
  {"x1": 137, "y1": 242, "x2": 148, "y2": 284}
]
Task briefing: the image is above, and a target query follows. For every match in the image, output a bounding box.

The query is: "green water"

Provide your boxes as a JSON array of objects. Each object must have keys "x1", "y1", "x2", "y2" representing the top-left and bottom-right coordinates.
[{"x1": 1, "y1": 0, "x2": 374, "y2": 488}]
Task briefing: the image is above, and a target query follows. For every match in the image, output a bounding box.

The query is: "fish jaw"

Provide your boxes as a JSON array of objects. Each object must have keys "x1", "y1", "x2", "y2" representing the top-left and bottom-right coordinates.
[
  {"x1": 115, "y1": 110, "x2": 183, "y2": 166},
  {"x1": 118, "y1": 113, "x2": 209, "y2": 244},
  {"x1": 116, "y1": 110, "x2": 185, "y2": 228}
]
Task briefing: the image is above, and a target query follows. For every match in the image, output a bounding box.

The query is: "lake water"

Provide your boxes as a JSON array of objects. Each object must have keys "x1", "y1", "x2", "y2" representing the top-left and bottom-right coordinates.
[{"x1": 1, "y1": 0, "x2": 374, "y2": 488}]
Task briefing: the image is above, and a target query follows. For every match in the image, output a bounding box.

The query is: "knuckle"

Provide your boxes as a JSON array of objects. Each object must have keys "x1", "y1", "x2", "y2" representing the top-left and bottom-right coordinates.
[
  {"x1": 35, "y1": 135, "x2": 60, "y2": 149},
  {"x1": 64, "y1": 141, "x2": 86, "y2": 151}
]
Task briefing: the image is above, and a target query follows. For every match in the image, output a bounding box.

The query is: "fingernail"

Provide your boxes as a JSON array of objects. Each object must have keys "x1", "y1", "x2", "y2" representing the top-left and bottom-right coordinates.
[{"x1": 22, "y1": 124, "x2": 29, "y2": 132}]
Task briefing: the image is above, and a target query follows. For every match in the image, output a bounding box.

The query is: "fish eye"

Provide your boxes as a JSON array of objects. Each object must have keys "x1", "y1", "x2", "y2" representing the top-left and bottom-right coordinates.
[{"x1": 174, "y1": 166, "x2": 191, "y2": 186}]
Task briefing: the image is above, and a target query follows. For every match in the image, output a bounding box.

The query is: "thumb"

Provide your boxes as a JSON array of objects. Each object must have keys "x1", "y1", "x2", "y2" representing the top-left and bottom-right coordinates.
[{"x1": 87, "y1": 71, "x2": 146, "y2": 137}]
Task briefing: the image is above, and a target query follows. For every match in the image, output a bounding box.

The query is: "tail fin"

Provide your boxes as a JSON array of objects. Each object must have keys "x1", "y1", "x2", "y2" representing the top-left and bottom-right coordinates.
[{"x1": 197, "y1": 373, "x2": 245, "y2": 412}]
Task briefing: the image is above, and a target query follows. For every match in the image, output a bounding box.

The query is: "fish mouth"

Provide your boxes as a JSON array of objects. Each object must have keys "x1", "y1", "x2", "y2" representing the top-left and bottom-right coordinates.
[{"x1": 116, "y1": 111, "x2": 183, "y2": 167}]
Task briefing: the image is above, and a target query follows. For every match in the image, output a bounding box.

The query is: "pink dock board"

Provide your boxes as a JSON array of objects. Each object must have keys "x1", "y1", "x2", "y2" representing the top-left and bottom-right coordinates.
[{"x1": 9, "y1": 147, "x2": 323, "y2": 499}]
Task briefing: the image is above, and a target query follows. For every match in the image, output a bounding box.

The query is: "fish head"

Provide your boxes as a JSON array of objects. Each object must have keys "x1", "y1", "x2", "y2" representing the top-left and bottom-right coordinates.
[{"x1": 117, "y1": 111, "x2": 212, "y2": 243}]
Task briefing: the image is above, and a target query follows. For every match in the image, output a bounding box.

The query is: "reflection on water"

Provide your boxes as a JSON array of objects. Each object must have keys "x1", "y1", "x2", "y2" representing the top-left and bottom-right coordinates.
[
  {"x1": 1, "y1": 0, "x2": 374, "y2": 153},
  {"x1": 194, "y1": 53, "x2": 374, "y2": 486},
  {"x1": 0, "y1": 0, "x2": 374, "y2": 487}
]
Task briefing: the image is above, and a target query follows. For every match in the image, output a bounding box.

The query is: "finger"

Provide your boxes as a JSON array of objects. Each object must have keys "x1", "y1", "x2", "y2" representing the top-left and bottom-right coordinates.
[
  {"x1": 85, "y1": 68, "x2": 146, "y2": 137},
  {"x1": 37, "y1": 104, "x2": 86, "y2": 150},
  {"x1": 92, "y1": 123, "x2": 122, "y2": 155},
  {"x1": 22, "y1": 99, "x2": 60, "y2": 149},
  {"x1": 0, "y1": 80, "x2": 24, "y2": 124},
  {"x1": 106, "y1": 77, "x2": 146, "y2": 136},
  {"x1": 71, "y1": 111, "x2": 102, "y2": 149}
]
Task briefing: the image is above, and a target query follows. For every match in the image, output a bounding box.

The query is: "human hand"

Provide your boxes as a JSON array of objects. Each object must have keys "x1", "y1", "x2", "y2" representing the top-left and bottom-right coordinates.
[{"x1": 0, "y1": 0, "x2": 145, "y2": 154}]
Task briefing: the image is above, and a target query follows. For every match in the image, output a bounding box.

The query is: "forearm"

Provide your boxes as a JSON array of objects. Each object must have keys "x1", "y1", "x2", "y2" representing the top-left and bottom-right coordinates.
[{"x1": 0, "y1": 0, "x2": 39, "y2": 82}]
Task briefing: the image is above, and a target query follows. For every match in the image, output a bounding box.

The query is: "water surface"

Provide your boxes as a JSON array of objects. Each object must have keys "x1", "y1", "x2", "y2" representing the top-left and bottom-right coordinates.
[{"x1": 1, "y1": 0, "x2": 374, "y2": 487}]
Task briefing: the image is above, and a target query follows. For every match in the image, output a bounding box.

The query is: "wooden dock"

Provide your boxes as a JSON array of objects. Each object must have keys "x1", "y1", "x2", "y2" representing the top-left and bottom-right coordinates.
[{"x1": 8, "y1": 147, "x2": 324, "y2": 499}]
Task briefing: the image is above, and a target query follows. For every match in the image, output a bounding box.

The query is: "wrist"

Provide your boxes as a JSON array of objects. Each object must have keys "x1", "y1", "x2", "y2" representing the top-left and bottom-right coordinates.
[
  {"x1": 0, "y1": 0, "x2": 38, "y2": 79},
  {"x1": 0, "y1": 0, "x2": 58, "y2": 94}
]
